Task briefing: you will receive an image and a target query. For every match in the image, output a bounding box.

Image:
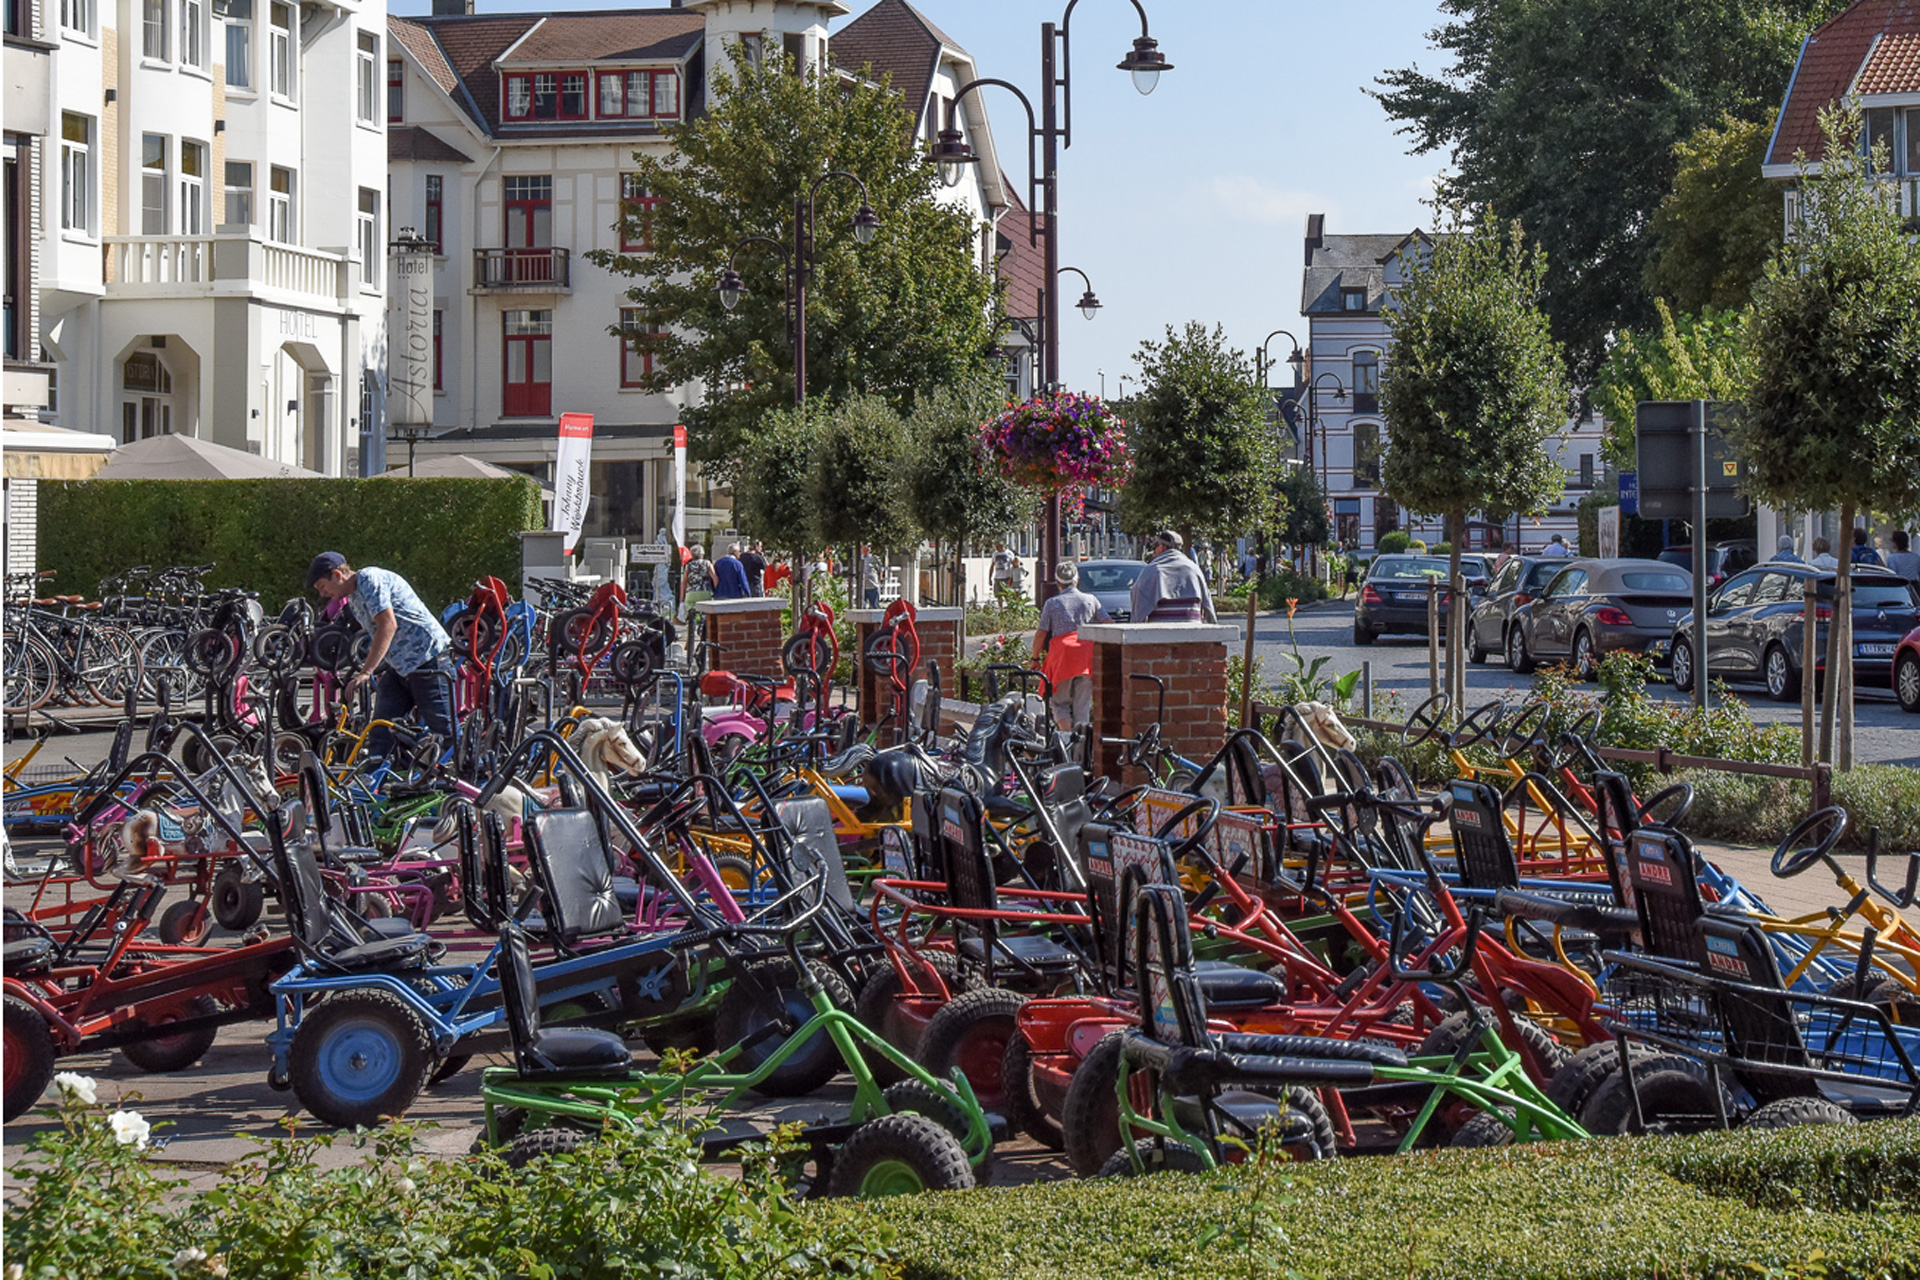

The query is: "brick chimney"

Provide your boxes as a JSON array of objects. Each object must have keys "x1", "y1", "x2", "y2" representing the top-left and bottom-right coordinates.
[{"x1": 1304, "y1": 213, "x2": 1324, "y2": 267}]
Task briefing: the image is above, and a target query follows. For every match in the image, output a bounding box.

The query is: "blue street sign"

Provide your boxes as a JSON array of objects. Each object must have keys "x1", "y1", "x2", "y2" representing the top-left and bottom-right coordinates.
[{"x1": 1619, "y1": 470, "x2": 1638, "y2": 516}]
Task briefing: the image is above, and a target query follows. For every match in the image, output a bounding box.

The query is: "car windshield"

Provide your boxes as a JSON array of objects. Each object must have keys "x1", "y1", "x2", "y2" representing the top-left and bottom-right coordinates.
[
  {"x1": 1618, "y1": 571, "x2": 1691, "y2": 592},
  {"x1": 1077, "y1": 564, "x2": 1142, "y2": 592},
  {"x1": 1656, "y1": 549, "x2": 1691, "y2": 569},
  {"x1": 1370, "y1": 557, "x2": 1451, "y2": 580},
  {"x1": 1457, "y1": 558, "x2": 1491, "y2": 578},
  {"x1": 1523, "y1": 562, "x2": 1562, "y2": 589}
]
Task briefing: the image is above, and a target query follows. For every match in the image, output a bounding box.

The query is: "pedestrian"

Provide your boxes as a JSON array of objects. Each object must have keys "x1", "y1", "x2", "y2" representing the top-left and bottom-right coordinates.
[
  {"x1": 1129, "y1": 530, "x2": 1218, "y2": 623},
  {"x1": 1851, "y1": 528, "x2": 1884, "y2": 568},
  {"x1": 1771, "y1": 533, "x2": 1804, "y2": 564},
  {"x1": 714, "y1": 542, "x2": 749, "y2": 600},
  {"x1": 860, "y1": 545, "x2": 881, "y2": 608},
  {"x1": 765, "y1": 555, "x2": 792, "y2": 594},
  {"x1": 1810, "y1": 537, "x2": 1839, "y2": 570},
  {"x1": 990, "y1": 541, "x2": 1020, "y2": 602},
  {"x1": 1540, "y1": 533, "x2": 1570, "y2": 558},
  {"x1": 680, "y1": 544, "x2": 715, "y2": 621},
  {"x1": 740, "y1": 541, "x2": 767, "y2": 596},
  {"x1": 308, "y1": 552, "x2": 454, "y2": 758},
  {"x1": 1034, "y1": 561, "x2": 1111, "y2": 730},
  {"x1": 1885, "y1": 530, "x2": 1920, "y2": 591}
]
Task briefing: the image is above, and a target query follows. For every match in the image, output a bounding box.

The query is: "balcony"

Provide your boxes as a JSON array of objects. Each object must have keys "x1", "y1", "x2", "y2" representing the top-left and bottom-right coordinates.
[
  {"x1": 104, "y1": 235, "x2": 351, "y2": 308},
  {"x1": 473, "y1": 247, "x2": 570, "y2": 291}
]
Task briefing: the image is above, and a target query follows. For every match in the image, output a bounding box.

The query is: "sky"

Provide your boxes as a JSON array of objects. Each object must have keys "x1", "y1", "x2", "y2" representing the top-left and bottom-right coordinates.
[{"x1": 394, "y1": 0, "x2": 1456, "y2": 394}]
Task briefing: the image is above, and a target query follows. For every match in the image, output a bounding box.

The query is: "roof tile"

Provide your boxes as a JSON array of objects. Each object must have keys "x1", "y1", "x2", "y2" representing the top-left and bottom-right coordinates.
[
  {"x1": 1855, "y1": 29, "x2": 1920, "y2": 93},
  {"x1": 1768, "y1": 0, "x2": 1920, "y2": 167}
]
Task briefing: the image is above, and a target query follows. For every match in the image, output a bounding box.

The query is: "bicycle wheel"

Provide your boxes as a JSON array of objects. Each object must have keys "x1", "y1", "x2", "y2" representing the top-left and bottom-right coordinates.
[
  {"x1": 3, "y1": 629, "x2": 57, "y2": 712},
  {"x1": 82, "y1": 625, "x2": 146, "y2": 706},
  {"x1": 138, "y1": 629, "x2": 204, "y2": 702}
]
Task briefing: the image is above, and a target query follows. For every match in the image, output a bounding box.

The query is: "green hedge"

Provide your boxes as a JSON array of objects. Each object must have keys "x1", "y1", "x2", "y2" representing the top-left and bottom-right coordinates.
[
  {"x1": 38, "y1": 478, "x2": 543, "y2": 609},
  {"x1": 865, "y1": 1120, "x2": 1920, "y2": 1280}
]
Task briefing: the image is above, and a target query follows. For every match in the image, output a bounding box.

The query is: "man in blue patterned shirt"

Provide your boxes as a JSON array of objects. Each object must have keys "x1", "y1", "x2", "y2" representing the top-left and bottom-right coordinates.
[{"x1": 308, "y1": 552, "x2": 454, "y2": 758}]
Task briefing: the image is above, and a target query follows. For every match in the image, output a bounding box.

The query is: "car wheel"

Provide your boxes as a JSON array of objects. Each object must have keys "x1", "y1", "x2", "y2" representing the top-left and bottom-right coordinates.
[
  {"x1": 1763, "y1": 644, "x2": 1801, "y2": 703},
  {"x1": 1571, "y1": 630, "x2": 1597, "y2": 682},
  {"x1": 1466, "y1": 624, "x2": 1487, "y2": 665},
  {"x1": 1506, "y1": 627, "x2": 1533, "y2": 675},
  {"x1": 1896, "y1": 652, "x2": 1920, "y2": 714},
  {"x1": 1352, "y1": 625, "x2": 1374, "y2": 646},
  {"x1": 1670, "y1": 636, "x2": 1694, "y2": 693}
]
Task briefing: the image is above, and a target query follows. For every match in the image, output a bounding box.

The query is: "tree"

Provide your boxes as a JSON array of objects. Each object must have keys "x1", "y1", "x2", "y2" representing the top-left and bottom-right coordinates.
[
  {"x1": 1272, "y1": 462, "x2": 1330, "y2": 555},
  {"x1": 1380, "y1": 210, "x2": 1570, "y2": 711},
  {"x1": 1372, "y1": 0, "x2": 1838, "y2": 382},
  {"x1": 583, "y1": 51, "x2": 998, "y2": 475},
  {"x1": 807, "y1": 394, "x2": 921, "y2": 600},
  {"x1": 1729, "y1": 108, "x2": 1920, "y2": 769},
  {"x1": 1116, "y1": 322, "x2": 1275, "y2": 548},
  {"x1": 1645, "y1": 113, "x2": 1784, "y2": 315},
  {"x1": 1591, "y1": 301, "x2": 1756, "y2": 468},
  {"x1": 733, "y1": 406, "x2": 821, "y2": 594},
  {"x1": 905, "y1": 378, "x2": 1032, "y2": 604}
]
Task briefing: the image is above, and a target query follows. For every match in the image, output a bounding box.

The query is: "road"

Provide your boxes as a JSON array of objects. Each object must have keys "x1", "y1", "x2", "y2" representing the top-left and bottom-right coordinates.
[{"x1": 1241, "y1": 598, "x2": 1919, "y2": 768}]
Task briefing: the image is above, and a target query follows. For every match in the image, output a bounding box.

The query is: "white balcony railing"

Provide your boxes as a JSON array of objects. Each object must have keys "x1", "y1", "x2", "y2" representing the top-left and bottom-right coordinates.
[{"x1": 104, "y1": 234, "x2": 350, "y2": 305}]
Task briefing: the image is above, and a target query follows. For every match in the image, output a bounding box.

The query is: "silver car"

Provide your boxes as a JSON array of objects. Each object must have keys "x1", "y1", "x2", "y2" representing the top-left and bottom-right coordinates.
[{"x1": 1075, "y1": 559, "x2": 1147, "y2": 621}]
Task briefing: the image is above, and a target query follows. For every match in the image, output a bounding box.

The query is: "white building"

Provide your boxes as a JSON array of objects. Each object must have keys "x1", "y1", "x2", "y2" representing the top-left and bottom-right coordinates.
[
  {"x1": 385, "y1": 0, "x2": 1008, "y2": 544},
  {"x1": 1299, "y1": 215, "x2": 1604, "y2": 555},
  {"x1": 25, "y1": 0, "x2": 390, "y2": 476}
]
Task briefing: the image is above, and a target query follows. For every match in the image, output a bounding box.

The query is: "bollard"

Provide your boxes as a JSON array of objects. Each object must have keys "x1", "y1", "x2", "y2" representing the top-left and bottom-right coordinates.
[
  {"x1": 1361, "y1": 660, "x2": 1372, "y2": 719},
  {"x1": 1427, "y1": 585, "x2": 1440, "y2": 699},
  {"x1": 1801, "y1": 574, "x2": 1817, "y2": 768}
]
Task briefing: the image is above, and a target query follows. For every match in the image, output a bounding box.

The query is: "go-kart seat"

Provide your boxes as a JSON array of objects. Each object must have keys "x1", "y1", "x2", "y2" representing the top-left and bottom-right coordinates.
[
  {"x1": 496, "y1": 921, "x2": 633, "y2": 1080},
  {"x1": 270, "y1": 800, "x2": 434, "y2": 973},
  {"x1": 815, "y1": 742, "x2": 875, "y2": 780},
  {"x1": 3, "y1": 936, "x2": 55, "y2": 974},
  {"x1": 957, "y1": 931, "x2": 1078, "y2": 970},
  {"x1": 1191, "y1": 962, "x2": 1286, "y2": 1009}
]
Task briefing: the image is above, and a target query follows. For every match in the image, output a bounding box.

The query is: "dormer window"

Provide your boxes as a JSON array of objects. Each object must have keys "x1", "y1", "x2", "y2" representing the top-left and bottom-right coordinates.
[
  {"x1": 505, "y1": 68, "x2": 679, "y2": 123},
  {"x1": 1342, "y1": 287, "x2": 1367, "y2": 311},
  {"x1": 597, "y1": 69, "x2": 679, "y2": 120},
  {"x1": 504, "y1": 71, "x2": 589, "y2": 121}
]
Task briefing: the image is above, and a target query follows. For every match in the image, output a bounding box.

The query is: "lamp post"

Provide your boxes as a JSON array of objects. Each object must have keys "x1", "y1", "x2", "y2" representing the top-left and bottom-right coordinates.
[
  {"x1": 1252, "y1": 328, "x2": 1305, "y2": 394},
  {"x1": 929, "y1": 0, "x2": 1173, "y2": 602}
]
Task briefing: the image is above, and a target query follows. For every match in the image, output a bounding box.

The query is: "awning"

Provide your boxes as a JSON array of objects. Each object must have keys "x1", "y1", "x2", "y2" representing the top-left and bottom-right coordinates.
[{"x1": 3, "y1": 422, "x2": 119, "y2": 480}]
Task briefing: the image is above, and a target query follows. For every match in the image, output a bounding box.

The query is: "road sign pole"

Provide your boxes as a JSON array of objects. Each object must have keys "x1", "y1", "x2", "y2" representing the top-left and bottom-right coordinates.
[{"x1": 1692, "y1": 400, "x2": 1710, "y2": 712}]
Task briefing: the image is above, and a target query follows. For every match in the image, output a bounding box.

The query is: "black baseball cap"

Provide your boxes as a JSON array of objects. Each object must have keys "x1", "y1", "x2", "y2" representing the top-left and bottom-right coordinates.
[{"x1": 307, "y1": 551, "x2": 347, "y2": 588}]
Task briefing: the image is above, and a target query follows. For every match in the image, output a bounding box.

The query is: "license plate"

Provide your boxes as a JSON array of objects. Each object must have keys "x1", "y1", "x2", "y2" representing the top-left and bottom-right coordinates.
[
  {"x1": 1394, "y1": 593, "x2": 1423, "y2": 604},
  {"x1": 1856, "y1": 643, "x2": 1894, "y2": 657}
]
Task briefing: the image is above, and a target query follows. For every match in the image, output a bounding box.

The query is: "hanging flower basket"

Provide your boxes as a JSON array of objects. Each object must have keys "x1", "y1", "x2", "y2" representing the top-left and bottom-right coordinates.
[{"x1": 978, "y1": 391, "x2": 1132, "y2": 493}]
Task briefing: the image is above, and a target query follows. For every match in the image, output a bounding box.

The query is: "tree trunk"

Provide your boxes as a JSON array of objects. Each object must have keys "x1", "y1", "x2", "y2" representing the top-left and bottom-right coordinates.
[
  {"x1": 1448, "y1": 508, "x2": 1466, "y2": 714},
  {"x1": 1836, "y1": 505, "x2": 1855, "y2": 771}
]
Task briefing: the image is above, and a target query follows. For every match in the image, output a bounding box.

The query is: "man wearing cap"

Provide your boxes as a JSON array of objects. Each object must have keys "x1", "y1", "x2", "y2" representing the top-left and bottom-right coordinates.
[
  {"x1": 1129, "y1": 530, "x2": 1218, "y2": 623},
  {"x1": 308, "y1": 552, "x2": 454, "y2": 758},
  {"x1": 1033, "y1": 561, "x2": 1111, "y2": 728}
]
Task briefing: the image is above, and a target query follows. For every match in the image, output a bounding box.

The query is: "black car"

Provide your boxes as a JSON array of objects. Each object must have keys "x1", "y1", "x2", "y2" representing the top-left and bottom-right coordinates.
[
  {"x1": 1464, "y1": 556, "x2": 1565, "y2": 665},
  {"x1": 1658, "y1": 540, "x2": 1758, "y2": 591},
  {"x1": 1669, "y1": 565, "x2": 1919, "y2": 700},
  {"x1": 1354, "y1": 555, "x2": 1456, "y2": 643},
  {"x1": 1506, "y1": 559, "x2": 1694, "y2": 679}
]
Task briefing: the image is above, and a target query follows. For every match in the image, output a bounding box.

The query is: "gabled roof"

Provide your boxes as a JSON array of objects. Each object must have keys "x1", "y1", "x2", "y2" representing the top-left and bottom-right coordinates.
[
  {"x1": 829, "y1": 0, "x2": 954, "y2": 132},
  {"x1": 995, "y1": 179, "x2": 1044, "y2": 323},
  {"x1": 389, "y1": 125, "x2": 475, "y2": 164},
  {"x1": 1302, "y1": 229, "x2": 1420, "y2": 315},
  {"x1": 496, "y1": 13, "x2": 705, "y2": 67},
  {"x1": 1766, "y1": 0, "x2": 1920, "y2": 169}
]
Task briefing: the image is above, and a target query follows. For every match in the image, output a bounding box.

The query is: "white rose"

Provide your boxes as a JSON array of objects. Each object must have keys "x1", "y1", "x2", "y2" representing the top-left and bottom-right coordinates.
[
  {"x1": 108, "y1": 1108, "x2": 152, "y2": 1149},
  {"x1": 395, "y1": 1176, "x2": 416, "y2": 1195},
  {"x1": 53, "y1": 1072, "x2": 98, "y2": 1105},
  {"x1": 172, "y1": 1248, "x2": 208, "y2": 1268}
]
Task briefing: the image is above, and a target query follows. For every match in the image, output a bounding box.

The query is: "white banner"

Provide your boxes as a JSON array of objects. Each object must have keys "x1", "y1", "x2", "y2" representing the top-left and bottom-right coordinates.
[
  {"x1": 1597, "y1": 505, "x2": 1621, "y2": 559},
  {"x1": 553, "y1": 412, "x2": 594, "y2": 554},
  {"x1": 671, "y1": 423, "x2": 687, "y2": 548}
]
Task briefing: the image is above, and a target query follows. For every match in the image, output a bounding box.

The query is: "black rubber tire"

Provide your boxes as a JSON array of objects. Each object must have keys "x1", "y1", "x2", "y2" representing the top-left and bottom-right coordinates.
[
  {"x1": 1450, "y1": 1110, "x2": 1516, "y2": 1147},
  {"x1": 121, "y1": 995, "x2": 220, "y2": 1072},
  {"x1": 712, "y1": 854, "x2": 757, "y2": 894},
  {"x1": 1506, "y1": 627, "x2": 1534, "y2": 675},
  {"x1": 1571, "y1": 631, "x2": 1598, "y2": 682},
  {"x1": 1001, "y1": 1031, "x2": 1065, "y2": 1150},
  {"x1": 853, "y1": 953, "x2": 974, "y2": 1086},
  {"x1": 157, "y1": 899, "x2": 210, "y2": 946},
  {"x1": 1353, "y1": 626, "x2": 1374, "y2": 646},
  {"x1": 1545, "y1": 1042, "x2": 1652, "y2": 1120},
  {"x1": 713, "y1": 957, "x2": 854, "y2": 1099},
  {"x1": 1062, "y1": 1030, "x2": 1136, "y2": 1177},
  {"x1": 883, "y1": 1079, "x2": 992, "y2": 1179},
  {"x1": 504, "y1": 1126, "x2": 593, "y2": 1170},
  {"x1": 288, "y1": 990, "x2": 435, "y2": 1129},
  {"x1": 1764, "y1": 644, "x2": 1801, "y2": 703},
  {"x1": 1098, "y1": 1139, "x2": 1211, "y2": 1178},
  {"x1": 4, "y1": 994, "x2": 57, "y2": 1123},
  {"x1": 1417, "y1": 1010, "x2": 1571, "y2": 1078},
  {"x1": 1466, "y1": 626, "x2": 1488, "y2": 665},
  {"x1": 1580, "y1": 1051, "x2": 1729, "y2": 1136},
  {"x1": 427, "y1": 1053, "x2": 473, "y2": 1086},
  {"x1": 1866, "y1": 978, "x2": 1920, "y2": 1026},
  {"x1": 828, "y1": 1113, "x2": 975, "y2": 1197},
  {"x1": 1669, "y1": 636, "x2": 1695, "y2": 693},
  {"x1": 1267, "y1": 1086, "x2": 1339, "y2": 1160},
  {"x1": 640, "y1": 1019, "x2": 718, "y2": 1058},
  {"x1": 1741, "y1": 1096, "x2": 1856, "y2": 1130},
  {"x1": 915, "y1": 987, "x2": 1027, "y2": 1115},
  {"x1": 211, "y1": 862, "x2": 265, "y2": 931}
]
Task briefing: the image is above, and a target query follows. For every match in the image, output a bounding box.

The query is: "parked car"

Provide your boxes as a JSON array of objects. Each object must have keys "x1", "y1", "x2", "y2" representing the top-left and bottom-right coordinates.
[
  {"x1": 1896, "y1": 624, "x2": 1920, "y2": 714},
  {"x1": 1464, "y1": 556, "x2": 1565, "y2": 665},
  {"x1": 1657, "y1": 540, "x2": 1758, "y2": 590},
  {"x1": 1505, "y1": 559, "x2": 1693, "y2": 678},
  {"x1": 1075, "y1": 559, "x2": 1147, "y2": 622},
  {"x1": 1669, "y1": 565, "x2": 1919, "y2": 701},
  {"x1": 1354, "y1": 555, "x2": 1452, "y2": 643}
]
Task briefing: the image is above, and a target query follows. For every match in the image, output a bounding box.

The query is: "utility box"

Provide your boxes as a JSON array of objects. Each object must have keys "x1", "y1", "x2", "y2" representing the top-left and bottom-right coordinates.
[{"x1": 520, "y1": 530, "x2": 569, "y2": 601}]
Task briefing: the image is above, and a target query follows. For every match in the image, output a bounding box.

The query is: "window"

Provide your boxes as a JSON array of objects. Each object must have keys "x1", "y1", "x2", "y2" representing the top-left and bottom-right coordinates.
[
  {"x1": 596, "y1": 69, "x2": 679, "y2": 120},
  {"x1": 599, "y1": 72, "x2": 623, "y2": 117},
  {"x1": 1908, "y1": 108, "x2": 1920, "y2": 176},
  {"x1": 61, "y1": 0, "x2": 92, "y2": 35},
  {"x1": 503, "y1": 309, "x2": 553, "y2": 417},
  {"x1": 559, "y1": 72, "x2": 588, "y2": 119},
  {"x1": 653, "y1": 70, "x2": 679, "y2": 117},
  {"x1": 60, "y1": 114, "x2": 91, "y2": 233},
  {"x1": 618, "y1": 308, "x2": 661, "y2": 387},
  {"x1": 357, "y1": 187, "x2": 379, "y2": 285},
  {"x1": 1352, "y1": 419, "x2": 1380, "y2": 489},
  {"x1": 504, "y1": 175, "x2": 552, "y2": 247},
  {"x1": 356, "y1": 32, "x2": 378, "y2": 123},
  {"x1": 224, "y1": 161, "x2": 252, "y2": 227},
  {"x1": 225, "y1": 0, "x2": 251, "y2": 87},
  {"x1": 1341, "y1": 287, "x2": 1367, "y2": 311},
  {"x1": 388, "y1": 58, "x2": 404, "y2": 123},
  {"x1": 1865, "y1": 108, "x2": 1896, "y2": 173},
  {"x1": 267, "y1": 165, "x2": 293, "y2": 241},
  {"x1": 141, "y1": 135, "x2": 169, "y2": 235},
  {"x1": 269, "y1": 2, "x2": 292, "y2": 98},
  {"x1": 424, "y1": 174, "x2": 443, "y2": 253},
  {"x1": 143, "y1": 0, "x2": 168, "y2": 60},
  {"x1": 432, "y1": 310, "x2": 443, "y2": 390},
  {"x1": 1578, "y1": 453, "x2": 1594, "y2": 488},
  {"x1": 620, "y1": 174, "x2": 659, "y2": 251},
  {"x1": 180, "y1": 0, "x2": 202, "y2": 68},
  {"x1": 1351, "y1": 348, "x2": 1379, "y2": 411},
  {"x1": 505, "y1": 74, "x2": 531, "y2": 119},
  {"x1": 737, "y1": 31, "x2": 762, "y2": 69},
  {"x1": 533, "y1": 72, "x2": 556, "y2": 118},
  {"x1": 783, "y1": 31, "x2": 807, "y2": 73},
  {"x1": 121, "y1": 354, "x2": 174, "y2": 443},
  {"x1": 179, "y1": 140, "x2": 206, "y2": 235}
]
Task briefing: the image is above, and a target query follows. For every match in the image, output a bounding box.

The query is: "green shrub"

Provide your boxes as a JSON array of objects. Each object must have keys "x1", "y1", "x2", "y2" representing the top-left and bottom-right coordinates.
[
  {"x1": 1428, "y1": 540, "x2": 1453, "y2": 556},
  {"x1": 1220, "y1": 569, "x2": 1328, "y2": 612},
  {"x1": 38, "y1": 477, "x2": 543, "y2": 608},
  {"x1": 1376, "y1": 531, "x2": 1413, "y2": 554},
  {"x1": 965, "y1": 595, "x2": 1039, "y2": 636},
  {"x1": 1407, "y1": 538, "x2": 1429, "y2": 553}
]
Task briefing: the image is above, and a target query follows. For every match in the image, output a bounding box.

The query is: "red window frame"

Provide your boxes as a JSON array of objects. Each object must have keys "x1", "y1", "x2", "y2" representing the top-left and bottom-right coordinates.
[
  {"x1": 619, "y1": 174, "x2": 659, "y2": 252},
  {"x1": 558, "y1": 72, "x2": 588, "y2": 120},
  {"x1": 503, "y1": 310, "x2": 552, "y2": 417},
  {"x1": 594, "y1": 68, "x2": 680, "y2": 121},
  {"x1": 504, "y1": 72, "x2": 532, "y2": 120},
  {"x1": 432, "y1": 310, "x2": 443, "y2": 391},
  {"x1": 388, "y1": 58, "x2": 404, "y2": 123},
  {"x1": 618, "y1": 308, "x2": 660, "y2": 388},
  {"x1": 424, "y1": 173, "x2": 443, "y2": 254},
  {"x1": 503, "y1": 70, "x2": 595, "y2": 122}
]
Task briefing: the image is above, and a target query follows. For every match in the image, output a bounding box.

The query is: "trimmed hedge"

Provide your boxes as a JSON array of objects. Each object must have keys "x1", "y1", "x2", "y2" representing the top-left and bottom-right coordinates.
[
  {"x1": 864, "y1": 1120, "x2": 1920, "y2": 1280},
  {"x1": 38, "y1": 477, "x2": 543, "y2": 609}
]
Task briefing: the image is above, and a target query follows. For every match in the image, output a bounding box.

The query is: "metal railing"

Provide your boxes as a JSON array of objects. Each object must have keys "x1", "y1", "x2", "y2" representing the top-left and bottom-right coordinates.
[{"x1": 473, "y1": 247, "x2": 570, "y2": 289}]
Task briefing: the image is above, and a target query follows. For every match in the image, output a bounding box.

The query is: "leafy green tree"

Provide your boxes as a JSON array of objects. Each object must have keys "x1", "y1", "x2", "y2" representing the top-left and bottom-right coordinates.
[
  {"x1": 1380, "y1": 210, "x2": 1570, "y2": 709},
  {"x1": 1592, "y1": 301, "x2": 1756, "y2": 468},
  {"x1": 905, "y1": 378, "x2": 1032, "y2": 603},
  {"x1": 1116, "y1": 322, "x2": 1275, "y2": 547},
  {"x1": 1373, "y1": 0, "x2": 1839, "y2": 381},
  {"x1": 1730, "y1": 108, "x2": 1920, "y2": 769},
  {"x1": 1645, "y1": 113, "x2": 1784, "y2": 315},
  {"x1": 733, "y1": 406, "x2": 821, "y2": 589},
  {"x1": 808, "y1": 394, "x2": 921, "y2": 598},
  {"x1": 1272, "y1": 461, "x2": 1330, "y2": 553},
  {"x1": 584, "y1": 51, "x2": 998, "y2": 475}
]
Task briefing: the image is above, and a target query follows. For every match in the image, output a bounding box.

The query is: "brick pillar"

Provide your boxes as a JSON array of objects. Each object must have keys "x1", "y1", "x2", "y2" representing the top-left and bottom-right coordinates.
[
  {"x1": 1082, "y1": 623, "x2": 1236, "y2": 783},
  {"x1": 849, "y1": 607, "x2": 963, "y2": 726},
  {"x1": 694, "y1": 597, "x2": 789, "y2": 682}
]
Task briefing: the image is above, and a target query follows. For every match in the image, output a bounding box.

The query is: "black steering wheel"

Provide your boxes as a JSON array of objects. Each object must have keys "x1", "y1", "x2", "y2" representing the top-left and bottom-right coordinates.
[
  {"x1": 1153, "y1": 797, "x2": 1223, "y2": 864},
  {"x1": 1634, "y1": 782, "x2": 1694, "y2": 830},
  {"x1": 1546, "y1": 707, "x2": 1605, "y2": 773},
  {"x1": 1496, "y1": 701, "x2": 1550, "y2": 757},
  {"x1": 1451, "y1": 699, "x2": 1508, "y2": 750},
  {"x1": 1401, "y1": 693, "x2": 1453, "y2": 747},
  {"x1": 1771, "y1": 806, "x2": 1849, "y2": 879}
]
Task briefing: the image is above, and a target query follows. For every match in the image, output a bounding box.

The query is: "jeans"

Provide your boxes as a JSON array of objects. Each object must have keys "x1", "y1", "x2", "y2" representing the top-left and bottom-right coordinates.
[
  {"x1": 367, "y1": 654, "x2": 456, "y2": 759},
  {"x1": 864, "y1": 587, "x2": 880, "y2": 608}
]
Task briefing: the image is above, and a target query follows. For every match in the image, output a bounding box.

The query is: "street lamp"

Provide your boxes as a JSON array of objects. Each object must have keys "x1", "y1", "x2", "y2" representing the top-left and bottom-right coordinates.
[
  {"x1": 1058, "y1": 266, "x2": 1101, "y2": 322},
  {"x1": 1253, "y1": 328, "x2": 1304, "y2": 391}
]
